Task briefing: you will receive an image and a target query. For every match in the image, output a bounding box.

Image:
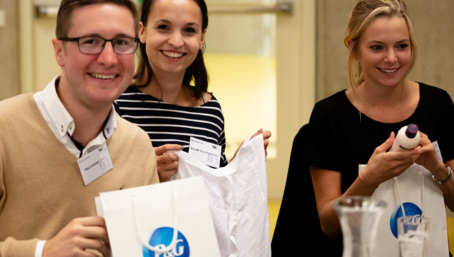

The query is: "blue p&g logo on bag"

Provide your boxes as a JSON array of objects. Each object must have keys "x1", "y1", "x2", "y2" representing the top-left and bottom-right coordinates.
[
  {"x1": 142, "y1": 227, "x2": 190, "y2": 257},
  {"x1": 389, "y1": 202, "x2": 422, "y2": 238}
]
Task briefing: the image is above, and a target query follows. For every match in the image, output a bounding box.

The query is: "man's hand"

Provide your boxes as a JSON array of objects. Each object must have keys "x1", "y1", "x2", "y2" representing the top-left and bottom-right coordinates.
[
  {"x1": 43, "y1": 217, "x2": 110, "y2": 257},
  {"x1": 155, "y1": 144, "x2": 184, "y2": 182}
]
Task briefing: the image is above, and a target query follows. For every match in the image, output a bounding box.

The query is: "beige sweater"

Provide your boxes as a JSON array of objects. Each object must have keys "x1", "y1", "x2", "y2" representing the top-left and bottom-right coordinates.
[{"x1": 0, "y1": 94, "x2": 159, "y2": 257}]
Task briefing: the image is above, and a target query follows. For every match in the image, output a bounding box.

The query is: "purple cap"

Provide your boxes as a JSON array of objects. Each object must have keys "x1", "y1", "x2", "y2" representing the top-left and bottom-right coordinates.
[{"x1": 405, "y1": 124, "x2": 419, "y2": 138}]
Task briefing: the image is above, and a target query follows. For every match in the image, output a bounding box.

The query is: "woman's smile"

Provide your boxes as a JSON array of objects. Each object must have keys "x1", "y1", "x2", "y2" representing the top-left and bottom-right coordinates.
[
  {"x1": 377, "y1": 67, "x2": 401, "y2": 75},
  {"x1": 139, "y1": 0, "x2": 205, "y2": 76},
  {"x1": 161, "y1": 50, "x2": 185, "y2": 59}
]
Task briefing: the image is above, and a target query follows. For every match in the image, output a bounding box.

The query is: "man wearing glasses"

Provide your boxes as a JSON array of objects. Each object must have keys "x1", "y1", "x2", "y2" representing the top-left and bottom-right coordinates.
[{"x1": 0, "y1": 0, "x2": 158, "y2": 256}]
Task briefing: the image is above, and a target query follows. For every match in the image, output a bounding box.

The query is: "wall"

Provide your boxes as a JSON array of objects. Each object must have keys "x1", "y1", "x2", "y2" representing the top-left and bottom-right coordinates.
[
  {"x1": 0, "y1": 0, "x2": 18, "y2": 100},
  {"x1": 408, "y1": 1, "x2": 454, "y2": 98},
  {"x1": 316, "y1": 0, "x2": 454, "y2": 101}
]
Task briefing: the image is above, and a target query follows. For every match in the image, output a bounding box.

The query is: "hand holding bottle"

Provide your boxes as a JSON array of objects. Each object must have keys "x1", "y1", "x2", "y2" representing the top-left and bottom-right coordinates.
[
  {"x1": 416, "y1": 132, "x2": 447, "y2": 179},
  {"x1": 361, "y1": 131, "x2": 422, "y2": 187}
]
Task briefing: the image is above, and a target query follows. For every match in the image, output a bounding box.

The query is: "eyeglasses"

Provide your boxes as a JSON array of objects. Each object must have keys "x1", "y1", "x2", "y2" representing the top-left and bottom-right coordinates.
[{"x1": 58, "y1": 36, "x2": 139, "y2": 55}]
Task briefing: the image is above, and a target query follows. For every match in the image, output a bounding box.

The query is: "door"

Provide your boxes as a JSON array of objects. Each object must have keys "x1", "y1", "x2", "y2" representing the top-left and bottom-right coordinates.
[{"x1": 202, "y1": 0, "x2": 315, "y2": 199}]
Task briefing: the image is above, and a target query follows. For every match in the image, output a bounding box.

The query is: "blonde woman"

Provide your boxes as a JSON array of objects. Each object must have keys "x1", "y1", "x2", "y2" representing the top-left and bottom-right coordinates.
[{"x1": 304, "y1": 0, "x2": 454, "y2": 254}]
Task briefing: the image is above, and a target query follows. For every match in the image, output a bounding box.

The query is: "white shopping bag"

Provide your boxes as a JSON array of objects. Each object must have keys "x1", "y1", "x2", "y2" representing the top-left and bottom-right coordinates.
[
  {"x1": 172, "y1": 134, "x2": 271, "y2": 257},
  {"x1": 359, "y1": 164, "x2": 449, "y2": 257},
  {"x1": 95, "y1": 176, "x2": 221, "y2": 257}
]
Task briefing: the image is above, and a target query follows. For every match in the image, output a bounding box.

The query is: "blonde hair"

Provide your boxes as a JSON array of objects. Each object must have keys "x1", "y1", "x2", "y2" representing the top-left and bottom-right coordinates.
[{"x1": 344, "y1": 0, "x2": 418, "y2": 87}]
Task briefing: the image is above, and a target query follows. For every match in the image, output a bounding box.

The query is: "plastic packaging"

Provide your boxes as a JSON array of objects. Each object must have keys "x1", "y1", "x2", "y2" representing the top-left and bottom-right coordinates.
[{"x1": 390, "y1": 124, "x2": 420, "y2": 152}]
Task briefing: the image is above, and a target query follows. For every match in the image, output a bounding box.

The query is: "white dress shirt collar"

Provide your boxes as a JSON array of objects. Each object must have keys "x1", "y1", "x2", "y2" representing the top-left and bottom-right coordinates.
[{"x1": 34, "y1": 76, "x2": 117, "y2": 157}]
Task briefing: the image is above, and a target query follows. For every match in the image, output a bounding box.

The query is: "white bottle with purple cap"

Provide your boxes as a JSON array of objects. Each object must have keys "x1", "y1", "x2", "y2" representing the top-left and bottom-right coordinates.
[{"x1": 390, "y1": 124, "x2": 420, "y2": 152}]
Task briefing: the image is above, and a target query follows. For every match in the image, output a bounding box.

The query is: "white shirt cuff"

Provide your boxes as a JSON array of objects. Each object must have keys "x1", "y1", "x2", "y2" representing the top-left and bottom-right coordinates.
[{"x1": 35, "y1": 240, "x2": 46, "y2": 257}]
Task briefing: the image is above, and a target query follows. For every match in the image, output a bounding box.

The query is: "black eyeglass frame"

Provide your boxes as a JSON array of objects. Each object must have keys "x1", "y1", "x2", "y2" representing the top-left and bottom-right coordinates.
[{"x1": 58, "y1": 36, "x2": 140, "y2": 55}]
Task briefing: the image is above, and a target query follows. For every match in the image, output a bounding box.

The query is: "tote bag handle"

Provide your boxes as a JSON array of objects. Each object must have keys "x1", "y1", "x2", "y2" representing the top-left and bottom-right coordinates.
[
  {"x1": 393, "y1": 170, "x2": 425, "y2": 217},
  {"x1": 132, "y1": 189, "x2": 179, "y2": 254}
]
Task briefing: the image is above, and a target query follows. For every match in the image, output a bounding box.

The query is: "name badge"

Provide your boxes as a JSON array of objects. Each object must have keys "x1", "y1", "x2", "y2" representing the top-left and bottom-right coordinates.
[
  {"x1": 77, "y1": 143, "x2": 113, "y2": 185},
  {"x1": 188, "y1": 137, "x2": 221, "y2": 168},
  {"x1": 432, "y1": 140, "x2": 443, "y2": 162}
]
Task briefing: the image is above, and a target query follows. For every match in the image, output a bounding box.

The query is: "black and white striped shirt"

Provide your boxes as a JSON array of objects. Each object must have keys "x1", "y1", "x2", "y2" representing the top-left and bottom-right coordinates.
[{"x1": 114, "y1": 86, "x2": 228, "y2": 167}]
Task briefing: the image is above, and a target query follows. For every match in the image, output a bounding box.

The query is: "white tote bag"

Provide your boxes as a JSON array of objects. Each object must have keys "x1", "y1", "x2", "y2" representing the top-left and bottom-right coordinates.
[
  {"x1": 172, "y1": 134, "x2": 271, "y2": 257},
  {"x1": 359, "y1": 164, "x2": 449, "y2": 257},
  {"x1": 95, "y1": 176, "x2": 221, "y2": 257}
]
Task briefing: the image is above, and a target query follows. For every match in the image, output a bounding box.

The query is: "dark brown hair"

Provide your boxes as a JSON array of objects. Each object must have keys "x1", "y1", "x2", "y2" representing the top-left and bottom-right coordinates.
[
  {"x1": 133, "y1": 0, "x2": 209, "y2": 100},
  {"x1": 56, "y1": 0, "x2": 139, "y2": 38}
]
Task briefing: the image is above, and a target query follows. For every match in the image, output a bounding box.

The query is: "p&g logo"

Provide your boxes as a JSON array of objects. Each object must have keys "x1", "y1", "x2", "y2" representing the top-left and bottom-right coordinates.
[
  {"x1": 389, "y1": 202, "x2": 422, "y2": 238},
  {"x1": 142, "y1": 227, "x2": 190, "y2": 257}
]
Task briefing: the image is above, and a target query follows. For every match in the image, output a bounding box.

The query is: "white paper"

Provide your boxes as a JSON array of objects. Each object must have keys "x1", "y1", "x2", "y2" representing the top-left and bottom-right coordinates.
[
  {"x1": 94, "y1": 197, "x2": 104, "y2": 218},
  {"x1": 432, "y1": 140, "x2": 443, "y2": 162},
  {"x1": 77, "y1": 143, "x2": 113, "y2": 185},
  {"x1": 188, "y1": 137, "x2": 221, "y2": 168}
]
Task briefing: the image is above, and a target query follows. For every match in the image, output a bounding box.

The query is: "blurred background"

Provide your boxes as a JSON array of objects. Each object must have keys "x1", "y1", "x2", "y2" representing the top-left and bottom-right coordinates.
[{"x1": 1, "y1": 0, "x2": 454, "y2": 244}]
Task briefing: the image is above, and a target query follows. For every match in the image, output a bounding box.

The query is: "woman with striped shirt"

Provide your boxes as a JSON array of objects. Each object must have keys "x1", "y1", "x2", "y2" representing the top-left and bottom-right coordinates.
[{"x1": 115, "y1": 0, "x2": 271, "y2": 182}]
